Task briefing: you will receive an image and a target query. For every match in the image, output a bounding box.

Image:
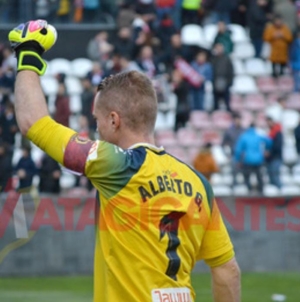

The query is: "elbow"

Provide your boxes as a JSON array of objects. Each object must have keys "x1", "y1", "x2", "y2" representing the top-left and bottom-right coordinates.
[{"x1": 18, "y1": 119, "x2": 33, "y2": 137}]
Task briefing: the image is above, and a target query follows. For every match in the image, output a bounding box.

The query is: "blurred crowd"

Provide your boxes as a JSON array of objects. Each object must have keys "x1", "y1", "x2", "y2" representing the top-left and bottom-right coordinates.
[{"x1": 1, "y1": 0, "x2": 300, "y2": 195}]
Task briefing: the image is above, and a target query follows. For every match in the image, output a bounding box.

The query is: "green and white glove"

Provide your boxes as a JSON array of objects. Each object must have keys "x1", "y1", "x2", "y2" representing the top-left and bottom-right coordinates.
[{"x1": 8, "y1": 20, "x2": 57, "y2": 75}]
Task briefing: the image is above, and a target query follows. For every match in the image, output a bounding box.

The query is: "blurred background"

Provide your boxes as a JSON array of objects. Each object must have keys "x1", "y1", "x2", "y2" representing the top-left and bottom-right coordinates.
[{"x1": 0, "y1": 0, "x2": 300, "y2": 301}]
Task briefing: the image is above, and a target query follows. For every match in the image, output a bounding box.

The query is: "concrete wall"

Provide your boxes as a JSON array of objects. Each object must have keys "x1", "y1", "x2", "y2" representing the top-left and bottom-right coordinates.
[{"x1": 0, "y1": 194, "x2": 299, "y2": 276}]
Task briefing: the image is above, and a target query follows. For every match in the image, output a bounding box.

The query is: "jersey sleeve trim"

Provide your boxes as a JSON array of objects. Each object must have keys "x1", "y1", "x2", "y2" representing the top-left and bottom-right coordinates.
[{"x1": 204, "y1": 248, "x2": 235, "y2": 268}]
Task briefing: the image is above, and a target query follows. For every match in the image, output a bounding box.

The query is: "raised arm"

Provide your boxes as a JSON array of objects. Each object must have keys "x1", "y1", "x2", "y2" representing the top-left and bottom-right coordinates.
[
  {"x1": 15, "y1": 71, "x2": 48, "y2": 135},
  {"x1": 211, "y1": 257, "x2": 241, "y2": 302}
]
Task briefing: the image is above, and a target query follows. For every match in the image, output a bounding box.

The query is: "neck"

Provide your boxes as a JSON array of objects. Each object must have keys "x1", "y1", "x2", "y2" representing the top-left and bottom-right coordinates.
[{"x1": 116, "y1": 131, "x2": 156, "y2": 149}]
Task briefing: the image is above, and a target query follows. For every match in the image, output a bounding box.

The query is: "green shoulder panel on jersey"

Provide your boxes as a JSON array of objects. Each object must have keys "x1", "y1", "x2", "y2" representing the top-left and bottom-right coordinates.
[{"x1": 85, "y1": 141, "x2": 148, "y2": 199}]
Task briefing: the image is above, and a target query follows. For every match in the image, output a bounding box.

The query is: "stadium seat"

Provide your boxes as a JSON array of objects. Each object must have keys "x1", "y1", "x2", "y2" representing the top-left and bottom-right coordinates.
[
  {"x1": 200, "y1": 129, "x2": 222, "y2": 145},
  {"x1": 189, "y1": 110, "x2": 212, "y2": 129},
  {"x1": 277, "y1": 76, "x2": 294, "y2": 92},
  {"x1": 70, "y1": 95, "x2": 82, "y2": 114},
  {"x1": 255, "y1": 112, "x2": 267, "y2": 129},
  {"x1": 228, "y1": 24, "x2": 249, "y2": 43},
  {"x1": 40, "y1": 76, "x2": 59, "y2": 95},
  {"x1": 281, "y1": 173, "x2": 295, "y2": 185},
  {"x1": 165, "y1": 146, "x2": 189, "y2": 163},
  {"x1": 292, "y1": 165, "x2": 300, "y2": 185},
  {"x1": 203, "y1": 24, "x2": 218, "y2": 46},
  {"x1": 232, "y1": 42, "x2": 255, "y2": 60},
  {"x1": 48, "y1": 58, "x2": 72, "y2": 76},
  {"x1": 263, "y1": 184, "x2": 280, "y2": 197},
  {"x1": 240, "y1": 110, "x2": 254, "y2": 128},
  {"x1": 60, "y1": 172, "x2": 77, "y2": 189},
  {"x1": 211, "y1": 173, "x2": 224, "y2": 186},
  {"x1": 282, "y1": 110, "x2": 300, "y2": 131},
  {"x1": 211, "y1": 110, "x2": 232, "y2": 130},
  {"x1": 12, "y1": 148, "x2": 22, "y2": 166},
  {"x1": 256, "y1": 76, "x2": 277, "y2": 94},
  {"x1": 244, "y1": 58, "x2": 270, "y2": 77},
  {"x1": 69, "y1": 115, "x2": 80, "y2": 131},
  {"x1": 286, "y1": 93, "x2": 300, "y2": 110},
  {"x1": 155, "y1": 129, "x2": 177, "y2": 147},
  {"x1": 243, "y1": 94, "x2": 266, "y2": 111},
  {"x1": 232, "y1": 184, "x2": 249, "y2": 196},
  {"x1": 282, "y1": 144, "x2": 298, "y2": 165},
  {"x1": 211, "y1": 144, "x2": 229, "y2": 165},
  {"x1": 230, "y1": 94, "x2": 244, "y2": 111},
  {"x1": 71, "y1": 58, "x2": 93, "y2": 78},
  {"x1": 65, "y1": 76, "x2": 83, "y2": 95},
  {"x1": 187, "y1": 146, "x2": 201, "y2": 163},
  {"x1": 176, "y1": 128, "x2": 200, "y2": 147},
  {"x1": 280, "y1": 185, "x2": 300, "y2": 196},
  {"x1": 231, "y1": 75, "x2": 258, "y2": 94},
  {"x1": 232, "y1": 59, "x2": 246, "y2": 75},
  {"x1": 212, "y1": 185, "x2": 232, "y2": 196},
  {"x1": 181, "y1": 24, "x2": 209, "y2": 49}
]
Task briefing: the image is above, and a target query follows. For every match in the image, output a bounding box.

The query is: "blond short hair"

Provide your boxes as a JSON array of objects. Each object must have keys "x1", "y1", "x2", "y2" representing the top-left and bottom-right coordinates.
[{"x1": 97, "y1": 71, "x2": 157, "y2": 134}]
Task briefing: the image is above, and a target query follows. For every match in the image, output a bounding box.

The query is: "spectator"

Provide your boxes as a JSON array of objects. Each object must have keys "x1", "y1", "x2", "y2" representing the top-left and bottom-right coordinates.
[
  {"x1": 0, "y1": 44, "x2": 16, "y2": 94},
  {"x1": 193, "y1": 143, "x2": 219, "y2": 181},
  {"x1": 274, "y1": 0, "x2": 298, "y2": 34},
  {"x1": 86, "y1": 31, "x2": 114, "y2": 63},
  {"x1": 294, "y1": 120, "x2": 300, "y2": 160},
  {"x1": 222, "y1": 112, "x2": 244, "y2": 187},
  {"x1": 155, "y1": 0, "x2": 177, "y2": 25},
  {"x1": 56, "y1": 0, "x2": 71, "y2": 23},
  {"x1": 0, "y1": 141, "x2": 13, "y2": 192},
  {"x1": 247, "y1": 0, "x2": 270, "y2": 58},
  {"x1": 136, "y1": 45, "x2": 159, "y2": 78},
  {"x1": 114, "y1": 27, "x2": 134, "y2": 59},
  {"x1": 213, "y1": 21, "x2": 234, "y2": 54},
  {"x1": 15, "y1": 146, "x2": 37, "y2": 193},
  {"x1": 181, "y1": 0, "x2": 202, "y2": 26},
  {"x1": 263, "y1": 15, "x2": 293, "y2": 78},
  {"x1": 171, "y1": 69, "x2": 190, "y2": 131},
  {"x1": 265, "y1": 116, "x2": 283, "y2": 189},
  {"x1": 87, "y1": 61, "x2": 103, "y2": 87},
  {"x1": 203, "y1": 0, "x2": 237, "y2": 25},
  {"x1": 117, "y1": 1, "x2": 136, "y2": 28},
  {"x1": 0, "y1": 101, "x2": 18, "y2": 151},
  {"x1": 235, "y1": 124, "x2": 271, "y2": 194},
  {"x1": 104, "y1": 52, "x2": 122, "y2": 76},
  {"x1": 54, "y1": 81, "x2": 71, "y2": 127},
  {"x1": 80, "y1": 75, "x2": 96, "y2": 134},
  {"x1": 190, "y1": 51, "x2": 212, "y2": 110},
  {"x1": 82, "y1": 0, "x2": 100, "y2": 23},
  {"x1": 119, "y1": 55, "x2": 142, "y2": 73},
  {"x1": 155, "y1": 12, "x2": 177, "y2": 46},
  {"x1": 78, "y1": 115, "x2": 90, "y2": 139},
  {"x1": 211, "y1": 43, "x2": 234, "y2": 112},
  {"x1": 290, "y1": 29, "x2": 300, "y2": 92},
  {"x1": 39, "y1": 153, "x2": 61, "y2": 194}
]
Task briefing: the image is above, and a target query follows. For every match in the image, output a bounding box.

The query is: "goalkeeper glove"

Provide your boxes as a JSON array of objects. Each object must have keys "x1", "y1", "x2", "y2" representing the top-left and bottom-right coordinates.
[{"x1": 8, "y1": 20, "x2": 57, "y2": 76}]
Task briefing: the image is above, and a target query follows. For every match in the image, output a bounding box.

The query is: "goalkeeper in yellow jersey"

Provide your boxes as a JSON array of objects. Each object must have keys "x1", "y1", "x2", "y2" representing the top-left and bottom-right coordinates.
[{"x1": 9, "y1": 20, "x2": 241, "y2": 302}]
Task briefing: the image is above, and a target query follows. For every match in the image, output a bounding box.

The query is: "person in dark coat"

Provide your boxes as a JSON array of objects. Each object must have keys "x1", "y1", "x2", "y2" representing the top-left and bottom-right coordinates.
[
  {"x1": 247, "y1": 0, "x2": 269, "y2": 58},
  {"x1": 39, "y1": 154, "x2": 61, "y2": 194},
  {"x1": 265, "y1": 117, "x2": 283, "y2": 189},
  {"x1": 15, "y1": 146, "x2": 37, "y2": 192},
  {"x1": 213, "y1": 21, "x2": 234, "y2": 54},
  {"x1": 114, "y1": 27, "x2": 134, "y2": 59},
  {"x1": 0, "y1": 141, "x2": 13, "y2": 192},
  {"x1": 211, "y1": 43, "x2": 234, "y2": 112}
]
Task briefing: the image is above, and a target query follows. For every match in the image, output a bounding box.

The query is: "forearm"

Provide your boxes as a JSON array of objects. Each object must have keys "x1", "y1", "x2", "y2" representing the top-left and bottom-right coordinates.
[
  {"x1": 15, "y1": 70, "x2": 49, "y2": 135},
  {"x1": 211, "y1": 258, "x2": 241, "y2": 302}
]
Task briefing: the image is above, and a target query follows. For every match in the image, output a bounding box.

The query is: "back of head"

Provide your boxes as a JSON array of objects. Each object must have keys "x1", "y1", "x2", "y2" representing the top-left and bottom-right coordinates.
[{"x1": 97, "y1": 71, "x2": 158, "y2": 135}]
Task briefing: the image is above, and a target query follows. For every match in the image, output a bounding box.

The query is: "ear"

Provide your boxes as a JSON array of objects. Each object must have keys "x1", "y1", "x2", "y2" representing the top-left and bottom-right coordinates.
[{"x1": 110, "y1": 111, "x2": 121, "y2": 130}]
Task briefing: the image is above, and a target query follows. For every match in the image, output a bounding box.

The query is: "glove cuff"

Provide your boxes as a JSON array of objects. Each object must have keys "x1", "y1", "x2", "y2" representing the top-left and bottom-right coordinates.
[{"x1": 17, "y1": 50, "x2": 47, "y2": 76}]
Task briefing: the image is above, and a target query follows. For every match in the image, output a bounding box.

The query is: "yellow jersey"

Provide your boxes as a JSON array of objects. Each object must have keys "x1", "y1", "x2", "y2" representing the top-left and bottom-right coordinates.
[{"x1": 27, "y1": 116, "x2": 234, "y2": 302}]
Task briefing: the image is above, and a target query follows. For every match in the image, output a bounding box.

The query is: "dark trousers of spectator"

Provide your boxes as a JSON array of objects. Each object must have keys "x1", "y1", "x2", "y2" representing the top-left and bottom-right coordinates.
[
  {"x1": 272, "y1": 63, "x2": 286, "y2": 78},
  {"x1": 242, "y1": 164, "x2": 264, "y2": 193},
  {"x1": 213, "y1": 89, "x2": 231, "y2": 111},
  {"x1": 181, "y1": 9, "x2": 200, "y2": 26},
  {"x1": 190, "y1": 87, "x2": 205, "y2": 110},
  {"x1": 252, "y1": 38, "x2": 263, "y2": 58},
  {"x1": 292, "y1": 70, "x2": 300, "y2": 92},
  {"x1": 267, "y1": 159, "x2": 282, "y2": 189},
  {"x1": 175, "y1": 111, "x2": 189, "y2": 131}
]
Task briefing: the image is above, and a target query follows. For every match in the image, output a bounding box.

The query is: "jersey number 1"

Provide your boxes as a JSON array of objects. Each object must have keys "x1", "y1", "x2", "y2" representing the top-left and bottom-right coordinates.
[{"x1": 159, "y1": 212, "x2": 184, "y2": 280}]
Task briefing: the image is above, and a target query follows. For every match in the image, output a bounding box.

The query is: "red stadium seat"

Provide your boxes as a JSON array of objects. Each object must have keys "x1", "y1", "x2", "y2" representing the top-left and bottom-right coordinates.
[
  {"x1": 256, "y1": 76, "x2": 277, "y2": 94},
  {"x1": 286, "y1": 93, "x2": 300, "y2": 110},
  {"x1": 190, "y1": 110, "x2": 212, "y2": 129},
  {"x1": 243, "y1": 93, "x2": 266, "y2": 111},
  {"x1": 211, "y1": 110, "x2": 232, "y2": 130},
  {"x1": 176, "y1": 128, "x2": 200, "y2": 147},
  {"x1": 230, "y1": 94, "x2": 244, "y2": 112},
  {"x1": 240, "y1": 110, "x2": 254, "y2": 128},
  {"x1": 200, "y1": 130, "x2": 222, "y2": 145},
  {"x1": 277, "y1": 76, "x2": 294, "y2": 92},
  {"x1": 165, "y1": 146, "x2": 189, "y2": 163},
  {"x1": 155, "y1": 129, "x2": 177, "y2": 147}
]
